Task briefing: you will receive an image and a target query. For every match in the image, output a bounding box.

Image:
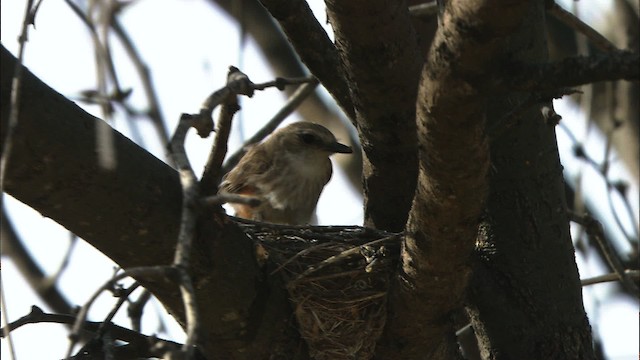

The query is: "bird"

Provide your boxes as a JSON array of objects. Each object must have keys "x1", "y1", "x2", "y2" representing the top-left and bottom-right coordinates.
[{"x1": 220, "y1": 122, "x2": 352, "y2": 225}]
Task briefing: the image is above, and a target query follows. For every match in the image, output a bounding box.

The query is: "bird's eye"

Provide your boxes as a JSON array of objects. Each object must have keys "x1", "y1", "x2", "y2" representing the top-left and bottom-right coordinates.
[{"x1": 300, "y1": 133, "x2": 316, "y2": 144}]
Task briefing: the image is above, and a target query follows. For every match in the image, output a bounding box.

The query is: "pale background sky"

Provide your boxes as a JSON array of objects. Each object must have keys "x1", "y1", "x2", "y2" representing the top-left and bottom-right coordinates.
[{"x1": 1, "y1": 0, "x2": 637, "y2": 359}]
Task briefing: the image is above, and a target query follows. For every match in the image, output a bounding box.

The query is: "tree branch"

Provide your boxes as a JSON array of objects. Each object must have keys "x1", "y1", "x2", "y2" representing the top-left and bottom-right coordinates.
[
  {"x1": 569, "y1": 212, "x2": 640, "y2": 297},
  {"x1": 324, "y1": 0, "x2": 422, "y2": 232},
  {"x1": 257, "y1": 0, "x2": 355, "y2": 121},
  {"x1": 505, "y1": 51, "x2": 639, "y2": 91},
  {"x1": 547, "y1": 1, "x2": 619, "y2": 53},
  {"x1": 463, "y1": 1, "x2": 595, "y2": 358},
  {"x1": 1, "y1": 305, "x2": 197, "y2": 359},
  {"x1": 379, "y1": 0, "x2": 534, "y2": 357},
  {"x1": 0, "y1": 208, "x2": 76, "y2": 315}
]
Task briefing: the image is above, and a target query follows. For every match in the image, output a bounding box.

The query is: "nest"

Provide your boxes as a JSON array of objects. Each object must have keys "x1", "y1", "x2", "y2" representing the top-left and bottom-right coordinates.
[{"x1": 238, "y1": 221, "x2": 401, "y2": 360}]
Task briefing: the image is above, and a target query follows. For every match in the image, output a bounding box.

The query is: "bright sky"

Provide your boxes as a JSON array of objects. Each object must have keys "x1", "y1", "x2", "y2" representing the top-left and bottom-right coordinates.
[{"x1": 1, "y1": 0, "x2": 637, "y2": 359}]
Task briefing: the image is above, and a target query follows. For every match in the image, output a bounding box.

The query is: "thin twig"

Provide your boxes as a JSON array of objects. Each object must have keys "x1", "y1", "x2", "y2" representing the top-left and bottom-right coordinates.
[
  {"x1": 0, "y1": 0, "x2": 36, "y2": 191},
  {"x1": 1, "y1": 305, "x2": 188, "y2": 357},
  {"x1": 290, "y1": 235, "x2": 398, "y2": 285},
  {"x1": 200, "y1": 193, "x2": 261, "y2": 207},
  {"x1": 1, "y1": 1, "x2": 37, "y2": 357},
  {"x1": 65, "y1": 266, "x2": 175, "y2": 358},
  {"x1": 568, "y1": 211, "x2": 639, "y2": 297},
  {"x1": 47, "y1": 234, "x2": 78, "y2": 288},
  {"x1": 110, "y1": 18, "x2": 170, "y2": 148},
  {"x1": 581, "y1": 270, "x2": 640, "y2": 286},
  {"x1": 222, "y1": 77, "x2": 319, "y2": 173},
  {"x1": 96, "y1": 282, "x2": 141, "y2": 337},
  {"x1": 200, "y1": 96, "x2": 240, "y2": 196},
  {"x1": 254, "y1": 0, "x2": 356, "y2": 120},
  {"x1": 168, "y1": 113, "x2": 202, "y2": 356},
  {"x1": 270, "y1": 243, "x2": 337, "y2": 275},
  {"x1": 0, "y1": 208, "x2": 75, "y2": 315},
  {"x1": 560, "y1": 124, "x2": 639, "y2": 244},
  {"x1": 408, "y1": 1, "x2": 438, "y2": 17},
  {"x1": 548, "y1": 1, "x2": 619, "y2": 53},
  {"x1": 127, "y1": 289, "x2": 152, "y2": 332},
  {"x1": 64, "y1": 0, "x2": 118, "y2": 170},
  {"x1": 0, "y1": 277, "x2": 16, "y2": 360}
]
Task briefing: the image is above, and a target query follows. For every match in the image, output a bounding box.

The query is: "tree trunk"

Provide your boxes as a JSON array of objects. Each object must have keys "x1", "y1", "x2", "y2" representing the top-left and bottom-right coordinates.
[{"x1": 465, "y1": 2, "x2": 595, "y2": 359}]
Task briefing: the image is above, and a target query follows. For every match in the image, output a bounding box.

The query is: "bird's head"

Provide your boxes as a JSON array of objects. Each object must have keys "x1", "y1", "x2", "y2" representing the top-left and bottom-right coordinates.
[{"x1": 273, "y1": 122, "x2": 352, "y2": 158}]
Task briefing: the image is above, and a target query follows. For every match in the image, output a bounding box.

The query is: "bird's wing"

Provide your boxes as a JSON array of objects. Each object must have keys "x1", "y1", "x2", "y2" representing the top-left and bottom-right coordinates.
[{"x1": 220, "y1": 145, "x2": 272, "y2": 195}]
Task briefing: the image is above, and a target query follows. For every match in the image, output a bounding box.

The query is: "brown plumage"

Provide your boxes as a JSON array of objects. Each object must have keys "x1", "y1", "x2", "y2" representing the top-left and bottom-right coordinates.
[{"x1": 220, "y1": 122, "x2": 352, "y2": 225}]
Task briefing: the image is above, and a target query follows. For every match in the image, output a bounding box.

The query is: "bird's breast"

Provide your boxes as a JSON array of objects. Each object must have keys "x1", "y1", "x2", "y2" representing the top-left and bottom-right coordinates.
[{"x1": 256, "y1": 156, "x2": 332, "y2": 224}]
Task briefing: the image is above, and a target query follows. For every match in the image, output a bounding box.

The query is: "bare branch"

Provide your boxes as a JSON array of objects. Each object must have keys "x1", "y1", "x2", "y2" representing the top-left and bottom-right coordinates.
[
  {"x1": 96, "y1": 283, "x2": 141, "y2": 338},
  {"x1": 200, "y1": 102, "x2": 239, "y2": 196},
  {"x1": 0, "y1": 279, "x2": 16, "y2": 360},
  {"x1": 547, "y1": 1, "x2": 619, "y2": 53},
  {"x1": 64, "y1": 0, "x2": 120, "y2": 170},
  {"x1": 568, "y1": 211, "x2": 640, "y2": 297},
  {"x1": 65, "y1": 266, "x2": 177, "y2": 358},
  {"x1": 0, "y1": 208, "x2": 75, "y2": 315},
  {"x1": 127, "y1": 289, "x2": 152, "y2": 332},
  {"x1": 258, "y1": 0, "x2": 355, "y2": 121},
  {"x1": 0, "y1": 1, "x2": 37, "y2": 355},
  {"x1": 110, "y1": 18, "x2": 170, "y2": 147},
  {"x1": 581, "y1": 270, "x2": 640, "y2": 286},
  {"x1": 168, "y1": 113, "x2": 203, "y2": 356},
  {"x1": 408, "y1": 1, "x2": 438, "y2": 17},
  {"x1": 0, "y1": 0, "x2": 35, "y2": 192},
  {"x1": 1, "y1": 305, "x2": 195, "y2": 359},
  {"x1": 503, "y1": 51, "x2": 639, "y2": 91},
  {"x1": 200, "y1": 194, "x2": 261, "y2": 208}
]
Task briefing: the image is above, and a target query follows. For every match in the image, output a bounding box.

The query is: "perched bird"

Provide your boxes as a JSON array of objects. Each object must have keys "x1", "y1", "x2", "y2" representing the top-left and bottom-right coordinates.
[{"x1": 221, "y1": 122, "x2": 352, "y2": 225}]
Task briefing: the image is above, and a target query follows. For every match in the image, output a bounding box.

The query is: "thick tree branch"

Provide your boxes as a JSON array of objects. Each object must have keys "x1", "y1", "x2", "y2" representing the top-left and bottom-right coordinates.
[
  {"x1": 0, "y1": 47, "x2": 180, "y2": 269},
  {"x1": 325, "y1": 0, "x2": 422, "y2": 232},
  {"x1": 379, "y1": 0, "x2": 537, "y2": 358},
  {"x1": 464, "y1": 2, "x2": 596, "y2": 359},
  {"x1": 505, "y1": 50, "x2": 639, "y2": 91}
]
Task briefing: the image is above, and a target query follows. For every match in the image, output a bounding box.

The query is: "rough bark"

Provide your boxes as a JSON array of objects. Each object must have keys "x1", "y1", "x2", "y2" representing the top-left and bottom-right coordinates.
[
  {"x1": 465, "y1": 1, "x2": 595, "y2": 359},
  {"x1": 376, "y1": 0, "x2": 536, "y2": 357},
  {"x1": 504, "y1": 50, "x2": 639, "y2": 91},
  {"x1": 324, "y1": 0, "x2": 422, "y2": 232}
]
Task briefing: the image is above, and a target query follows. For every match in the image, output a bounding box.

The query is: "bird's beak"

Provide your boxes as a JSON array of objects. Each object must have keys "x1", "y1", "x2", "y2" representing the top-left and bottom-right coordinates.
[{"x1": 326, "y1": 141, "x2": 353, "y2": 154}]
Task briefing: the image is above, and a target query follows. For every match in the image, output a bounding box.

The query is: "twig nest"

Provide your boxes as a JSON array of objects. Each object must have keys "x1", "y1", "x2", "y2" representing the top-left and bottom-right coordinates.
[{"x1": 238, "y1": 221, "x2": 401, "y2": 360}]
